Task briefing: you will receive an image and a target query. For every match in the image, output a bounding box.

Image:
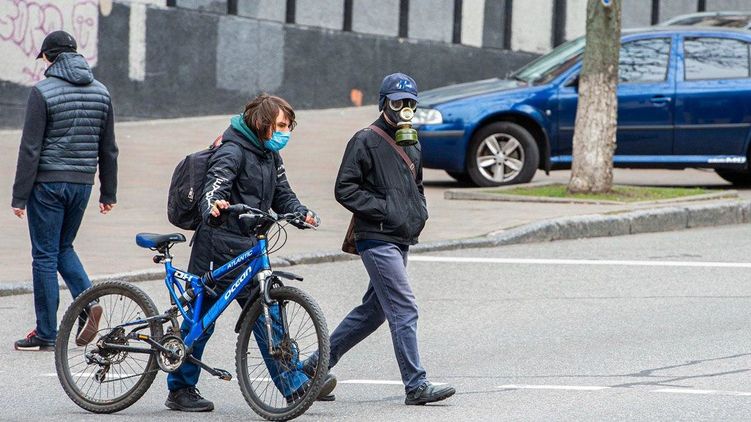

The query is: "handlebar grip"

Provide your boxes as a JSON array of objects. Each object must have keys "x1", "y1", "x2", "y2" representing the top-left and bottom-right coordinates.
[{"x1": 225, "y1": 204, "x2": 252, "y2": 214}]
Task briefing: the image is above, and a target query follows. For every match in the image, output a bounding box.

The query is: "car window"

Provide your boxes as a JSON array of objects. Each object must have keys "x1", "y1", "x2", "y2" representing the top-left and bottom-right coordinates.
[
  {"x1": 619, "y1": 38, "x2": 671, "y2": 83},
  {"x1": 684, "y1": 37, "x2": 750, "y2": 80}
]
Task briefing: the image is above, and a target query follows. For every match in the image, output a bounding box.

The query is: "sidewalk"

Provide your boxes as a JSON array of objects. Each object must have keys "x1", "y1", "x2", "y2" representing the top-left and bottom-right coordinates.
[{"x1": 0, "y1": 106, "x2": 747, "y2": 286}]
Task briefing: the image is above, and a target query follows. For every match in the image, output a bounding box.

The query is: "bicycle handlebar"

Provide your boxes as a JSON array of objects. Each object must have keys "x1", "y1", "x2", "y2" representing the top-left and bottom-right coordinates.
[{"x1": 223, "y1": 204, "x2": 317, "y2": 230}]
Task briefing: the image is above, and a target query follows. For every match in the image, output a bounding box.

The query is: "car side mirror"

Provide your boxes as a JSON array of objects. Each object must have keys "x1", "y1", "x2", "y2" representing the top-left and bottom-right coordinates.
[{"x1": 567, "y1": 75, "x2": 580, "y2": 91}]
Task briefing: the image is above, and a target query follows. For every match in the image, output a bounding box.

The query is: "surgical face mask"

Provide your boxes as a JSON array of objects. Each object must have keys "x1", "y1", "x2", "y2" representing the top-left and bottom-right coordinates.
[
  {"x1": 385, "y1": 99, "x2": 418, "y2": 146},
  {"x1": 265, "y1": 131, "x2": 290, "y2": 152}
]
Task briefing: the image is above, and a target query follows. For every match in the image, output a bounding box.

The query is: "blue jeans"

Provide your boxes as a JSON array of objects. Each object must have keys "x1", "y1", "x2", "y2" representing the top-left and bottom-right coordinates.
[
  {"x1": 311, "y1": 242, "x2": 427, "y2": 393},
  {"x1": 167, "y1": 295, "x2": 309, "y2": 396},
  {"x1": 27, "y1": 182, "x2": 93, "y2": 342}
]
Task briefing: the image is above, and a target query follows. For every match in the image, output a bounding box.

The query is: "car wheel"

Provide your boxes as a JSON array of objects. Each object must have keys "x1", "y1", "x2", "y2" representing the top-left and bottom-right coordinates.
[
  {"x1": 446, "y1": 171, "x2": 472, "y2": 184},
  {"x1": 466, "y1": 122, "x2": 539, "y2": 187},
  {"x1": 715, "y1": 168, "x2": 751, "y2": 186}
]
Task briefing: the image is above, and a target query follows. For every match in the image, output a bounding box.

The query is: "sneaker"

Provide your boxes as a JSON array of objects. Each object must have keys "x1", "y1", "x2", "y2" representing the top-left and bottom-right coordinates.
[
  {"x1": 405, "y1": 382, "x2": 456, "y2": 405},
  {"x1": 165, "y1": 387, "x2": 214, "y2": 412},
  {"x1": 14, "y1": 329, "x2": 54, "y2": 351},
  {"x1": 302, "y1": 358, "x2": 337, "y2": 401},
  {"x1": 76, "y1": 301, "x2": 103, "y2": 346},
  {"x1": 286, "y1": 373, "x2": 337, "y2": 404}
]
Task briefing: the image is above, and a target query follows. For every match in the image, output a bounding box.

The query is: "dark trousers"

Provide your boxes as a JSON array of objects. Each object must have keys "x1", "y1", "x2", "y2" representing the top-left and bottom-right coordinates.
[
  {"x1": 27, "y1": 182, "x2": 93, "y2": 342},
  {"x1": 316, "y1": 242, "x2": 427, "y2": 393}
]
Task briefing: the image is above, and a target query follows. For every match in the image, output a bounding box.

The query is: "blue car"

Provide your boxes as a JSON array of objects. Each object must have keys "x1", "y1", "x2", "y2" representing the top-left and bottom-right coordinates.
[{"x1": 413, "y1": 27, "x2": 751, "y2": 186}]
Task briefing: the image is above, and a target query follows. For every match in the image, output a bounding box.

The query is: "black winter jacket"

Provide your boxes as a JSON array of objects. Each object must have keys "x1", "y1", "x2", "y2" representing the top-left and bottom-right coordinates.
[
  {"x1": 335, "y1": 116, "x2": 428, "y2": 245},
  {"x1": 188, "y1": 125, "x2": 308, "y2": 278}
]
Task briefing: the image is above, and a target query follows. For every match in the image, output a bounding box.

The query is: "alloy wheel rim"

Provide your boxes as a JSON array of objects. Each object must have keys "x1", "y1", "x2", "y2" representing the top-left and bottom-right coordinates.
[{"x1": 476, "y1": 133, "x2": 525, "y2": 182}]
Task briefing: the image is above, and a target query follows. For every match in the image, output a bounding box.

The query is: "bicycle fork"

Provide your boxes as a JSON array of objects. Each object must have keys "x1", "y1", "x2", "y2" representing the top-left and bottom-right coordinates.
[{"x1": 257, "y1": 270, "x2": 290, "y2": 359}]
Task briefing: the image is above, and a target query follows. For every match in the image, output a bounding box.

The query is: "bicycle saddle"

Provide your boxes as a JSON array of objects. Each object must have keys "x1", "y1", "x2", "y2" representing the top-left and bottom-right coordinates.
[{"x1": 135, "y1": 233, "x2": 186, "y2": 249}]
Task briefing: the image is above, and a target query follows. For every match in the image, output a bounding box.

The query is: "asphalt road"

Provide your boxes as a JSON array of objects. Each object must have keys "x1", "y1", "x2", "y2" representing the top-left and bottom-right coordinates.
[{"x1": 3, "y1": 224, "x2": 751, "y2": 421}]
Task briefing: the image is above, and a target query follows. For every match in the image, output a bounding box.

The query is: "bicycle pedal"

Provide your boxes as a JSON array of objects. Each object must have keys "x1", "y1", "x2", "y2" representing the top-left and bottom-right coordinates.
[{"x1": 214, "y1": 368, "x2": 232, "y2": 381}]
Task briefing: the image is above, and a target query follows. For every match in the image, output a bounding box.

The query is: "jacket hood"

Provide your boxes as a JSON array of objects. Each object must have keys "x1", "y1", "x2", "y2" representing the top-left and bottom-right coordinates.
[
  {"x1": 225, "y1": 116, "x2": 266, "y2": 157},
  {"x1": 44, "y1": 53, "x2": 94, "y2": 85}
]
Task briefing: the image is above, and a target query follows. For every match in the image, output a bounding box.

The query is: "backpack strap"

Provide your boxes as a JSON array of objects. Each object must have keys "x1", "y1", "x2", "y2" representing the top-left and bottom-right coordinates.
[{"x1": 368, "y1": 125, "x2": 417, "y2": 179}]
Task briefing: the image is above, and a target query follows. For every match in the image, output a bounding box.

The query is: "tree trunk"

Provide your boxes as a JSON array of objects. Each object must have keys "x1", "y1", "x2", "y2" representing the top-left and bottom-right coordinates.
[{"x1": 567, "y1": 0, "x2": 621, "y2": 194}]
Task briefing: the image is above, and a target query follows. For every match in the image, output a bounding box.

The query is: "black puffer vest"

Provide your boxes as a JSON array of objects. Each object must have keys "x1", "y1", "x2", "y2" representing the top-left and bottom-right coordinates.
[{"x1": 36, "y1": 53, "x2": 110, "y2": 175}]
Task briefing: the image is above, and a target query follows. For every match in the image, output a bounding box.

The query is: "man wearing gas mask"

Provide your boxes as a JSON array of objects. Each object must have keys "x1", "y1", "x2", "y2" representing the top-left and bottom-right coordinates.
[{"x1": 304, "y1": 73, "x2": 456, "y2": 405}]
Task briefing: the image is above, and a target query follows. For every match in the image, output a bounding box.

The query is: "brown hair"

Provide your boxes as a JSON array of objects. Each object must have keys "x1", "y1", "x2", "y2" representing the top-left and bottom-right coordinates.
[{"x1": 242, "y1": 94, "x2": 296, "y2": 140}]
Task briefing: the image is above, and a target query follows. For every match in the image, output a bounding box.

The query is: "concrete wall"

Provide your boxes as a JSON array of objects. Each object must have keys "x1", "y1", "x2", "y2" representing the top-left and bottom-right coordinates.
[
  {"x1": 566, "y1": 0, "x2": 587, "y2": 40},
  {"x1": 174, "y1": 0, "x2": 226, "y2": 14},
  {"x1": 622, "y1": 0, "x2": 653, "y2": 28},
  {"x1": 295, "y1": 0, "x2": 343, "y2": 30},
  {"x1": 511, "y1": 0, "x2": 553, "y2": 53},
  {"x1": 706, "y1": 0, "x2": 751, "y2": 12},
  {"x1": 236, "y1": 0, "x2": 286, "y2": 23},
  {"x1": 409, "y1": 0, "x2": 454, "y2": 43},
  {"x1": 351, "y1": 0, "x2": 399, "y2": 37},
  {"x1": 660, "y1": 0, "x2": 700, "y2": 22},
  {"x1": 462, "y1": 0, "x2": 486, "y2": 47}
]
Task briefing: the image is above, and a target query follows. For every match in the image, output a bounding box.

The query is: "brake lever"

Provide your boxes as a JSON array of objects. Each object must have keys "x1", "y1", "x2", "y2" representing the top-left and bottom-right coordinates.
[{"x1": 289, "y1": 215, "x2": 318, "y2": 230}]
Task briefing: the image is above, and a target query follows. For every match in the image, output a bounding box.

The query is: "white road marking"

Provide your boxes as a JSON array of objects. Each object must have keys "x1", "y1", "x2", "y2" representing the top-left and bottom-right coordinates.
[
  {"x1": 340, "y1": 380, "x2": 446, "y2": 386},
  {"x1": 340, "y1": 380, "x2": 403, "y2": 385},
  {"x1": 41, "y1": 372, "x2": 137, "y2": 379},
  {"x1": 411, "y1": 256, "x2": 751, "y2": 269},
  {"x1": 498, "y1": 384, "x2": 610, "y2": 391},
  {"x1": 498, "y1": 384, "x2": 751, "y2": 397},
  {"x1": 653, "y1": 388, "x2": 751, "y2": 397}
]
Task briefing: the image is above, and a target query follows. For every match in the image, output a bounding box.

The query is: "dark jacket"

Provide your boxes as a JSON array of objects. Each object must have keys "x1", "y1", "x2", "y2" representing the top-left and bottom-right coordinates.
[
  {"x1": 335, "y1": 116, "x2": 428, "y2": 245},
  {"x1": 12, "y1": 52, "x2": 117, "y2": 208},
  {"x1": 188, "y1": 123, "x2": 308, "y2": 279}
]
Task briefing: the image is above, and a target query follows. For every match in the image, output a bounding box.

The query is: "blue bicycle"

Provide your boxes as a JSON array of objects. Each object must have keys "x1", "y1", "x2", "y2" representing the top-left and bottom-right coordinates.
[{"x1": 55, "y1": 205, "x2": 330, "y2": 421}]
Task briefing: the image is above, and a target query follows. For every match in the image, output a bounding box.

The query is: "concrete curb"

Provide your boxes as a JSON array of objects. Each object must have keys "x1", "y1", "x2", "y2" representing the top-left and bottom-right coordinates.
[{"x1": 2, "y1": 199, "x2": 749, "y2": 297}]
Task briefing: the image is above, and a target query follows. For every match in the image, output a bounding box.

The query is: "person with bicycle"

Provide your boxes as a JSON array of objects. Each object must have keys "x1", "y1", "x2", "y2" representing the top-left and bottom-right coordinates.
[
  {"x1": 304, "y1": 73, "x2": 456, "y2": 405},
  {"x1": 165, "y1": 94, "x2": 334, "y2": 412}
]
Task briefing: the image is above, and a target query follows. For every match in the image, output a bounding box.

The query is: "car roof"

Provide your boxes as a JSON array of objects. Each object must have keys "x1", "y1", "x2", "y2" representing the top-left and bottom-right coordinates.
[
  {"x1": 622, "y1": 26, "x2": 751, "y2": 36},
  {"x1": 662, "y1": 11, "x2": 751, "y2": 20}
]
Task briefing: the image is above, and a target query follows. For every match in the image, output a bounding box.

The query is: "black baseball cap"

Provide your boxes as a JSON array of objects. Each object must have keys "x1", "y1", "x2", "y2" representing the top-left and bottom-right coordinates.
[{"x1": 36, "y1": 30, "x2": 77, "y2": 59}]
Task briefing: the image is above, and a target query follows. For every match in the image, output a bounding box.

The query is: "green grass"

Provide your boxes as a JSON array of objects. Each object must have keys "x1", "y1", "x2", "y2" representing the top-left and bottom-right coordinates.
[{"x1": 493, "y1": 184, "x2": 707, "y2": 202}]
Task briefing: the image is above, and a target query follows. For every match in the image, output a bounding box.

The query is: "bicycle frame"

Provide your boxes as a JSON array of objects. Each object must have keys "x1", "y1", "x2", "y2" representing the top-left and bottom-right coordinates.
[{"x1": 163, "y1": 237, "x2": 271, "y2": 348}]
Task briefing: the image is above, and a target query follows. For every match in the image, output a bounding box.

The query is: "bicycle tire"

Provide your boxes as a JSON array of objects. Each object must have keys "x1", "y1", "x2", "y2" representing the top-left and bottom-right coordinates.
[
  {"x1": 55, "y1": 281, "x2": 163, "y2": 413},
  {"x1": 235, "y1": 286, "x2": 330, "y2": 421}
]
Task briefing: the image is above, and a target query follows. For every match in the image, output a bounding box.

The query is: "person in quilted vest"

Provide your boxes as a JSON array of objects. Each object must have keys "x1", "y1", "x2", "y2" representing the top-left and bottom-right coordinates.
[{"x1": 11, "y1": 31, "x2": 118, "y2": 351}]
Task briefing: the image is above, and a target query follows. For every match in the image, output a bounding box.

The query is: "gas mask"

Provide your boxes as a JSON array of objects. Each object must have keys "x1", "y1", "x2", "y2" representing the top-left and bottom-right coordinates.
[{"x1": 385, "y1": 99, "x2": 418, "y2": 146}]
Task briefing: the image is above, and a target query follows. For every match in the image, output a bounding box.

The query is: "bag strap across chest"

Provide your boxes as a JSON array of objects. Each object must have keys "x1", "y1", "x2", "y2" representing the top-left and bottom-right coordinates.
[{"x1": 368, "y1": 124, "x2": 416, "y2": 179}]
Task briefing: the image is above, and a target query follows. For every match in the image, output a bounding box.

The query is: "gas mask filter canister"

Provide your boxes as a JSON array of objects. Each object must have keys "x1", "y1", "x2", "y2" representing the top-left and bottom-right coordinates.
[{"x1": 388, "y1": 99, "x2": 418, "y2": 146}]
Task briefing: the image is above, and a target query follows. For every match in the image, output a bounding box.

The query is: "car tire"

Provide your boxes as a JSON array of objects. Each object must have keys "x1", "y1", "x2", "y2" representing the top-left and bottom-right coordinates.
[
  {"x1": 446, "y1": 171, "x2": 473, "y2": 184},
  {"x1": 466, "y1": 122, "x2": 539, "y2": 187},
  {"x1": 715, "y1": 168, "x2": 751, "y2": 186}
]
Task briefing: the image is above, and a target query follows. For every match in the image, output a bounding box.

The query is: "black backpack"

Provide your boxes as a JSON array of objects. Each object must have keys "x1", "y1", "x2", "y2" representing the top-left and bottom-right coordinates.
[{"x1": 167, "y1": 136, "x2": 222, "y2": 230}]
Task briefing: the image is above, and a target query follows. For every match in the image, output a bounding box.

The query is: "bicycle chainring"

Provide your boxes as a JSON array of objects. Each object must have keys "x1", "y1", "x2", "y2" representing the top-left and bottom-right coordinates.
[{"x1": 157, "y1": 335, "x2": 186, "y2": 373}]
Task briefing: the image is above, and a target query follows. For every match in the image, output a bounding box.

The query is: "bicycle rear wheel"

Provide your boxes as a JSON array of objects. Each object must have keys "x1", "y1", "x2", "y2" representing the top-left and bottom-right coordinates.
[
  {"x1": 55, "y1": 281, "x2": 163, "y2": 413},
  {"x1": 236, "y1": 286, "x2": 330, "y2": 421}
]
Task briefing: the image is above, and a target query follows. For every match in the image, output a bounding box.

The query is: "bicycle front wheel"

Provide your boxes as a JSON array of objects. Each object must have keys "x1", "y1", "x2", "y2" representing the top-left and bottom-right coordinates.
[
  {"x1": 236, "y1": 286, "x2": 330, "y2": 421},
  {"x1": 55, "y1": 281, "x2": 163, "y2": 413}
]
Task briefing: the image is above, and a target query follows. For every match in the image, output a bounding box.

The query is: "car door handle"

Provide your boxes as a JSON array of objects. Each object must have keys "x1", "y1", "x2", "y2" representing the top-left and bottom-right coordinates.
[{"x1": 650, "y1": 96, "x2": 671, "y2": 105}]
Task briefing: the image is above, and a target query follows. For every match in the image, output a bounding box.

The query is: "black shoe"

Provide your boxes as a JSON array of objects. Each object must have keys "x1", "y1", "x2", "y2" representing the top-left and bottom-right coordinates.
[
  {"x1": 286, "y1": 373, "x2": 337, "y2": 404},
  {"x1": 165, "y1": 387, "x2": 214, "y2": 412},
  {"x1": 302, "y1": 358, "x2": 336, "y2": 401},
  {"x1": 14, "y1": 330, "x2": 54, "y2": 351},
  {"x1": 405, "y1": 382, "x2": 456, "y2": 405}
]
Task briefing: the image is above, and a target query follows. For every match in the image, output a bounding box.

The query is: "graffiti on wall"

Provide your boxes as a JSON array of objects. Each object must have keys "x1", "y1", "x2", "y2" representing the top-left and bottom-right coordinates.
[{"x1": 0, "y1": 0, "x2": 98, "y2": 86}]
